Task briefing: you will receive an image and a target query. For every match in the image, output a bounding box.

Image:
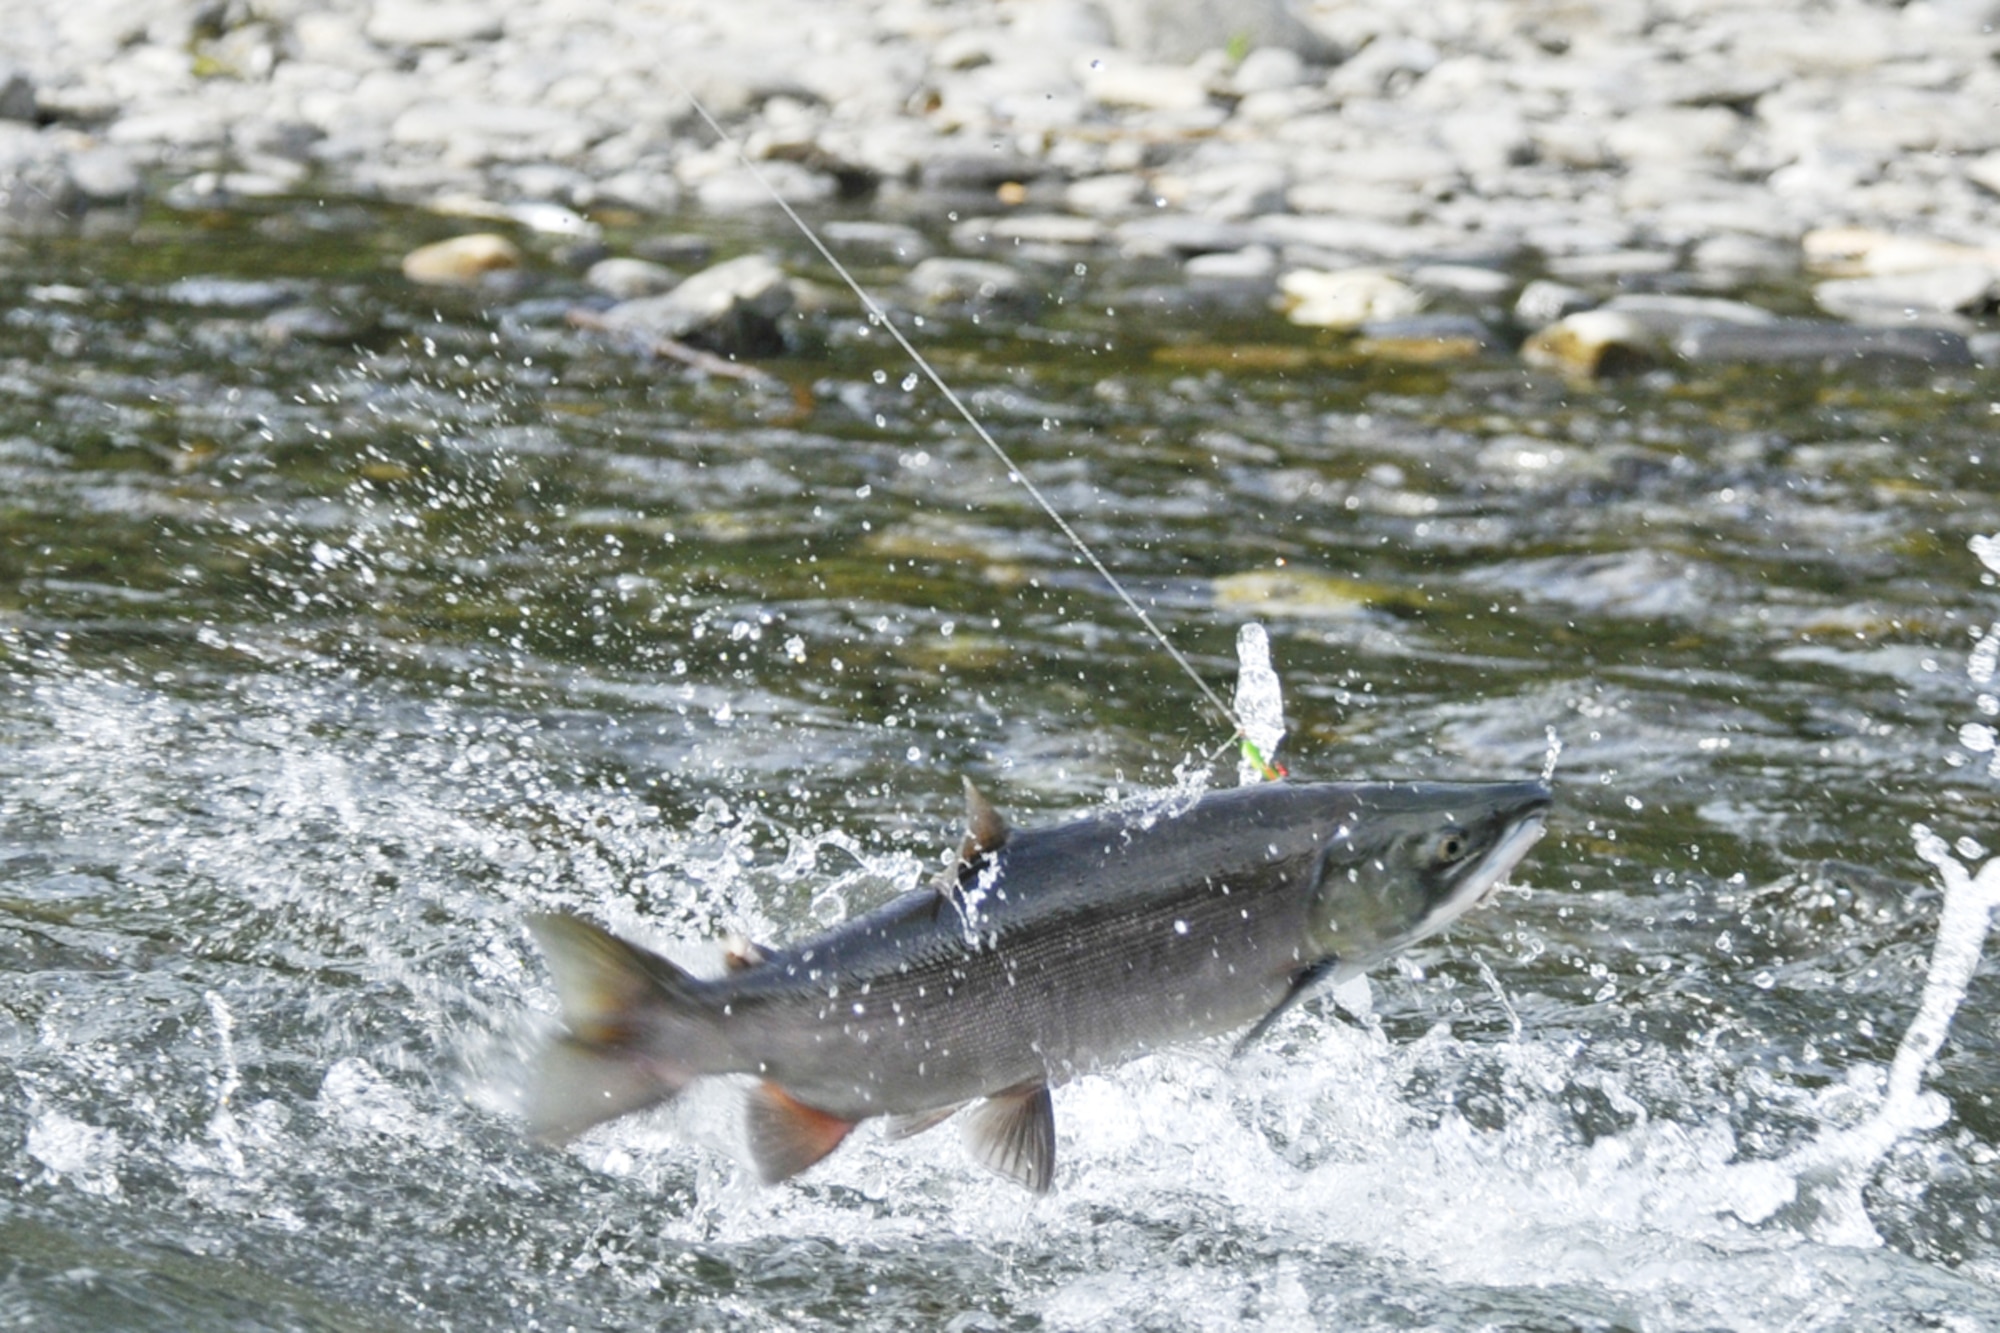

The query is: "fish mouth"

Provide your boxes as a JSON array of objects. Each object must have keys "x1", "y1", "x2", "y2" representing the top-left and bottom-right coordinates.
[{"x1": 1464, "y1": 811, "x2": 1549, "y2": 910}]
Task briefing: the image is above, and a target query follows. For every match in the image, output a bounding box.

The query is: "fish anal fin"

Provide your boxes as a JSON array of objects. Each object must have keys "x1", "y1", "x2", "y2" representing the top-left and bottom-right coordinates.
[
  {"x1": 745, "y1": 1082, "x2": 858, "y2": 1184},
  {"x1": 962, "y1": 1082, "x2": 1056, "y2": 1194},
  {"x1": 1232, "y1": 957, "x2": 1339, "y2": 1058},
  {"x1": 882, "y1": 1102, "x2": 965, "y2": 1141},
  {"x1": 959, "y1": 776, "x2": 1009, "y2": 867}
]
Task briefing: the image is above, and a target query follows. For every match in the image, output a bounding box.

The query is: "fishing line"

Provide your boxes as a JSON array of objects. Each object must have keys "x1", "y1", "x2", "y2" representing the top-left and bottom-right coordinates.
[{"x1": 674, "y1": 87, "x2": 1249, "y2": 746}]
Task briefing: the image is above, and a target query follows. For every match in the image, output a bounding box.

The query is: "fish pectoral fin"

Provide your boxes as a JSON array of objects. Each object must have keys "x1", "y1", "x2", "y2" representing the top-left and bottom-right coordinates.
[
  {"x1": 961, "y1": 1083, "x2": 1056, "y2": 1194},
  {"x1": 1232, "y1": 957, "x2": 1340, "y2": 1058},
  {"x1": 881, "y1": 1103, "x2": 966, "y2": 1141},
  {"x1": 744, "y1": 1083, "x2": 858, "y2": 1184}
]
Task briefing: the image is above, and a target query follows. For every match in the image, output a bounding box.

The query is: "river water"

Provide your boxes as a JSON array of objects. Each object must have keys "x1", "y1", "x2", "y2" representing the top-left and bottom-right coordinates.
[{"x1": 4, "y1": 198, "x2": 2000, "y2": 1329}]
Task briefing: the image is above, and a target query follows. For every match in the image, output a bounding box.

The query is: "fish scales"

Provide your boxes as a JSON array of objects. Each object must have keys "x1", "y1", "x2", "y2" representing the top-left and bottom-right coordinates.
[
  {"x1": 718, "y1": 785, "x2": 1336, "y2": 1116},
  {"x1": 523, "y1": 777, "x2": 1553, "y2": 1189}
]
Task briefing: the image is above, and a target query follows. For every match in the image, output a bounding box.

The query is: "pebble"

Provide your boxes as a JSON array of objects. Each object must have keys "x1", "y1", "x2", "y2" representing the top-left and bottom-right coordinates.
[
  {"x1": 400, "y1": 233, "x2": 525, "y2": 286},
  {"x1": 586, "y1": 257, "x2": 680, "y2": 300},
  {"x1": 1814, "y1": 266, "x2": 1997, "y2": 320},
  {"x1": 598, "y1": 254, "x2": 794, "y2": 354},
  {"x1": 364, "y1": 4, "x2": 505, "y2": 47},
  {"x1": 0, "y1": 66, "x2": 34, "y2": 123},
  {"x1": 1114, "y1": 216, "x2": 1258, "y2": 259},
  {"x1": 163, "y1": 277, "x2": 296, "y2": 310},
  {"x1": 0, "y1": 0, "x2": 1995, "y2": 381},
  {"x1": 821, "y1": 221, "x2": 933, "y2": 264},
  {"x1": 1278, "y1": 268, "x2": 1424, "y2": 330},
  {"x1": 1521, "y1": 310, "x2": 1657, "y2": 379},
  {"x1": 905, "y1": 257, "x2": 1031, "y2": 310},
  {"x1": 1513, "y1": 280, "x2": 1594, "y2": 328},
  {"x1": 1353, "y1": 314, "x2": 1497, "y2": 362}
]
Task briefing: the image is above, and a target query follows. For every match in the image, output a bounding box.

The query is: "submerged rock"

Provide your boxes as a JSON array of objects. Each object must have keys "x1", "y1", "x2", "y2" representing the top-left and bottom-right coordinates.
[
  {"x1": 1674, "y1": 320, "x2": 1974, "y2": 368},
  {"x1": 597, "y1": 253, "x2": 794, "y2": 355},
  {"x1": 586, "y1": 257, "x2": 679, "y2": 300},
  {"x1": 905, "y1": 257, "x2": 1032, "y2": 311}
]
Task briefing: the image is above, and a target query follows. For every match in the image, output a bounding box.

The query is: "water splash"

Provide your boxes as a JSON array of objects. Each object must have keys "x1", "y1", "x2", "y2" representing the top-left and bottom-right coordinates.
[{"x1": 1233, "y1": 623, "x2": 1285, "y2": 785}]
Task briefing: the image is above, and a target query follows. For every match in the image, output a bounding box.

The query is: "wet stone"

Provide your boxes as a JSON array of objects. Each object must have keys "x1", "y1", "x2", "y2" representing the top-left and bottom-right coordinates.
[
  {"x1": 598, "y1": 253, "x2": 794, "y2": 355},
  {"x1": 821, "y1": 220, "x2": 932, "y2": 264},
  {"x1": 162, "y1": 277, "x2": 297, "y2": 310},
  {"x1": 1278, "y1": 268, "x2": 1424, "y2": 330},
  {"x1": 1514, "y1": 279, "x2": 1594, "y2": 328},
  {"x1": 0, "y1": 65, "x2": 34, "y2": 123},
  {"x1": 1521, "y1": 310, "x2": 1658, "y2": 379},
  {"x1": 905, "y1": 257, "x2": 1031, "y2": 310},
  {"x1": 401, "y1": 233, "x2": 525, "y2": 287},
  {"x1": 1113, "y1": 215, "x2": 1257, "y2": 258},
  {"x1": 1814, "y1": 266, "x2": 1999, "y2": 320},
  {"x1": 1353, "y1": 314, "x2": 1497, "y2": 362},
  {"x1": 1674, "y1": 319, "x2": 1975, "y2": 369},
  {"x1": 586, "y1": 257, "x2": 679, "y2": 300}
]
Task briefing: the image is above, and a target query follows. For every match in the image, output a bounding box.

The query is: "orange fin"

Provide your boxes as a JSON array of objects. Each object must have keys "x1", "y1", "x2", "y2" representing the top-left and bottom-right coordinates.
[
  {"x1": 962, "y1": 1083, "x2": 1056, "y2": 1194},
  {"x1": 744, "y1": 1083, "x2": 858, "y2": 1184}
]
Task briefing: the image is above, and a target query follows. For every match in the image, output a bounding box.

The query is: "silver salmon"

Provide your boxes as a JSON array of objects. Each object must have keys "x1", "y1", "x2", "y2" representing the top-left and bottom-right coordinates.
[{"x1": 524, "y1": 776, "x2": 1552, "y2": 1192}]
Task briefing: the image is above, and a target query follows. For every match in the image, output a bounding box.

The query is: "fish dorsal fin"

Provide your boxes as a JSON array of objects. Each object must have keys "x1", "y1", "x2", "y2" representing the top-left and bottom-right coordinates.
[
  {"x1": 744, "y1": 1082, "x2": 858, "y2": 1184},
  {"x1": 959, "y1": 776, "x2": 1009, "y2": 868},
  {"x1": 721, "y1": 933, "x2": 769, "y2": 973},
  {"x1": 961, "y1": 1082, "x2": 1056, "y2": 1194}
]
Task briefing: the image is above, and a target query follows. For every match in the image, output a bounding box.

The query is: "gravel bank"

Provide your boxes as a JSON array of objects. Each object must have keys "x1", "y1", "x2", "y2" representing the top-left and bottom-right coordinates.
[{"x1": 2, "y1": 0, "x2": 1997, "y2": 366}]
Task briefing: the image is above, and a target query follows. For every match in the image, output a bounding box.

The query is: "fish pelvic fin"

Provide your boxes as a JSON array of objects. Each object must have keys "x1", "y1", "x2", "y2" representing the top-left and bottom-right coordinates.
[
  {"x1": 881, "y1": 1102, "x2": 966, "y2": 1141},
  {"x1": 744, "y1": 1082, "x2": 858, "y2": 1184},
  {"x1": 524, "y1": 913, "x2": 718, "y2": 1144},
  {"x1": 962, "y1": 1082, "x2": 1056, "y2": 1194}
]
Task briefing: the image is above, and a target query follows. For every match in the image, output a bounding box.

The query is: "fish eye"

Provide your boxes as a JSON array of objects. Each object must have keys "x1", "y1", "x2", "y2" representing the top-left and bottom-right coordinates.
[{"x1": 1431, "y1": 829, "x2": 1469, "y2": 863}]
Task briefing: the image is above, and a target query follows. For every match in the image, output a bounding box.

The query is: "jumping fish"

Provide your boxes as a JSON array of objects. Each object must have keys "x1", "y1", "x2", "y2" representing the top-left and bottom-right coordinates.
[{"x1": 523, "y1": 775, "x2": 1552, "y2": 1192}]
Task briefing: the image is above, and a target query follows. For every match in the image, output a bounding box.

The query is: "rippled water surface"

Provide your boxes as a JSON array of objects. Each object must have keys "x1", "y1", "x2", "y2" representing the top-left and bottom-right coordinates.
[{"x1": 5, "y1": 199, "x2": 2000, "y2": 1330}]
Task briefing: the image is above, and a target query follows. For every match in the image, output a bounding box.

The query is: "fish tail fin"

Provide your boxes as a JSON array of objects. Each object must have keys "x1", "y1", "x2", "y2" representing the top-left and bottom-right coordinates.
[{"x1": 523, "y1": 912, "x2": 723, "y2": 1144}]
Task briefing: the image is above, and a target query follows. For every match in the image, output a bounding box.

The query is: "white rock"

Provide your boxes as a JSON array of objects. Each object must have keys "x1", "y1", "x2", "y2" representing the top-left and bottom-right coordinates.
[
  {"x1": 906, "y1": 257, "x2": 1027, "y2": 306},
  {"x1": 1186, "y1": 244, "x2": 1277, "y2": 280},
  {"x1": 587, "y1": 257, "x2": 679, "y2": 300},
  {"x1": 1231, "y1": 47, "x2": 1305, "y2": 94},
  {"x1": 1084, "y1": 60, "x2": 1211, "y2": 112},
  {"x1": 1815, "y1": 266, "x2": 1999, "y2": 319},
  {"x1": 1066, "y1": 173, "x2": 1148, "y2": 216},
  {"x1": 1100, "y1": 0, "x2": 1332, "y2": 62},
  {"x1": 1278, "y1": 267, "x2": 1423, "y2": 329},
  {"x1": 365, "y1": 4, "x2": 503, "y2": 47}
]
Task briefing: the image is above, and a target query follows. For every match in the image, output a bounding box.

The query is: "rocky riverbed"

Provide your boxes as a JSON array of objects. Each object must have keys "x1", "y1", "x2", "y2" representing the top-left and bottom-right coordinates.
[{"x1": 2, "y1": 0, "x2": 1997, "y2": 373}]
